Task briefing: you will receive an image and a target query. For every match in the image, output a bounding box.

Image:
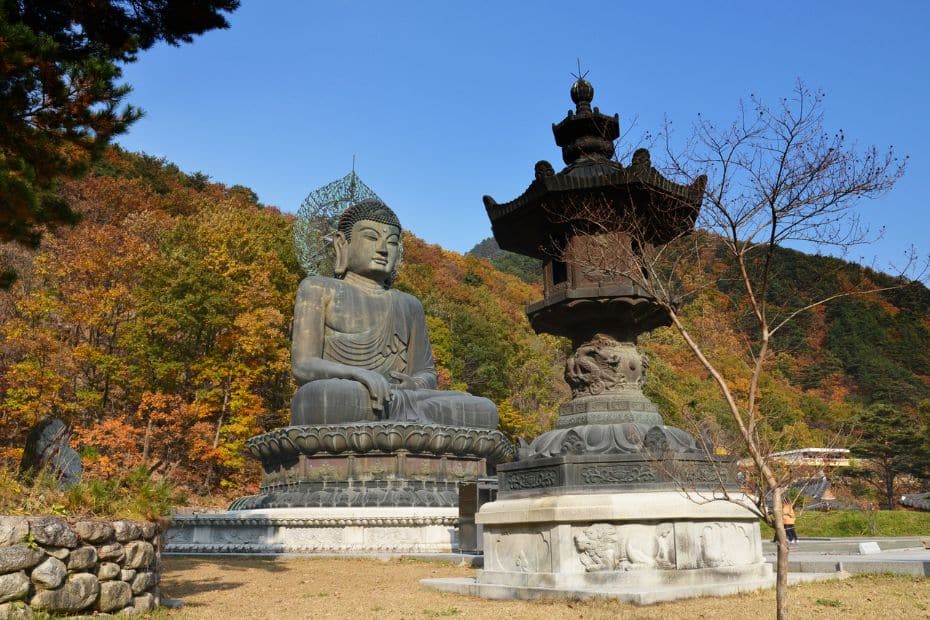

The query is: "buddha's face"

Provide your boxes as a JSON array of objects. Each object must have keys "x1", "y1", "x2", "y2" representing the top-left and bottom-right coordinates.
[{"x1": 345, "y1": 219, "x2": 401, "y2": 284}]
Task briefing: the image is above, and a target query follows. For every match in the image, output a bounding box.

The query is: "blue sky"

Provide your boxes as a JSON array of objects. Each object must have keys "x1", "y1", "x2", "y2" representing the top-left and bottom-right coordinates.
[{"x1": 116, "y1": 1, "x2": 930, "y2": 268}]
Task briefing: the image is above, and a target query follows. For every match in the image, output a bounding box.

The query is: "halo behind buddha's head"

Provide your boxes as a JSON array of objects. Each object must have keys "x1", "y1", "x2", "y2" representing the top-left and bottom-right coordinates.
[{"x1": 334, "y1": 198, "x2": 404, "y2": 285}]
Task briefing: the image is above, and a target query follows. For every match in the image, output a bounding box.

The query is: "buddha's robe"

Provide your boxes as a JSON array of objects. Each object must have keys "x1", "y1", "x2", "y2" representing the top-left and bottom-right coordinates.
[{"x1": 290, "y1": 274, "x2": 498, "y2": 429}]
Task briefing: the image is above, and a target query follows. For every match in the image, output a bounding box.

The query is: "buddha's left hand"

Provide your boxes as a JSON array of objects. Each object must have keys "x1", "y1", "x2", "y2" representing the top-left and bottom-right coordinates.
[{"x1": 389, "y1": 371, "x2": 419, "y2": 390}]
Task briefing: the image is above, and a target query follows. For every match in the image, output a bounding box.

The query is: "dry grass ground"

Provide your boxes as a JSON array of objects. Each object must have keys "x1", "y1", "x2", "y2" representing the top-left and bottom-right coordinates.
[{"x1": 159, "y1": 556, "x2": 929, "y2": 619}]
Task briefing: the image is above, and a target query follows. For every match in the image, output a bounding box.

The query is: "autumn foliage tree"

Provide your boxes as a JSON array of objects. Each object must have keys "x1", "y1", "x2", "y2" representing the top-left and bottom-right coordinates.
[{"x1": 0, "y1": 150, "x2": 296, "y2": 495}]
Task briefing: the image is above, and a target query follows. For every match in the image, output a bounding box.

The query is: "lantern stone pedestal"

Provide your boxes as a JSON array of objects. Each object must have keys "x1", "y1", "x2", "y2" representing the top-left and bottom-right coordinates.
[
  {"x1": 423, "y1": 492, "x2": 772, "y2": 604},
  {"x1": 423, "y1": 448, "x2": 775, "y2": 602}
]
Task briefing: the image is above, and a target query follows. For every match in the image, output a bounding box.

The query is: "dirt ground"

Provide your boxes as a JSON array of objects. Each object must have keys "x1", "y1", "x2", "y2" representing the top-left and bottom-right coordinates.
[{"x1": 160, "y1": 556, "x2": 929, "y2": 620}]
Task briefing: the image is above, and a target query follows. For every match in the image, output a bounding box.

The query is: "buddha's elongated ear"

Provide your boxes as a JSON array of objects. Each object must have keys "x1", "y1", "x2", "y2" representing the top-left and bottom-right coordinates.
[{"x1": 333, "y1": 231, "x2": 348, "y2": 278}]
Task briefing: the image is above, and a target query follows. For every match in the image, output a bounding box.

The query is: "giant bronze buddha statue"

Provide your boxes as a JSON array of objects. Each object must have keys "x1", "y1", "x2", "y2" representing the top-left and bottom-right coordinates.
[{"x1": 290, "y1": 199, "x2": 498, "y2": 429}]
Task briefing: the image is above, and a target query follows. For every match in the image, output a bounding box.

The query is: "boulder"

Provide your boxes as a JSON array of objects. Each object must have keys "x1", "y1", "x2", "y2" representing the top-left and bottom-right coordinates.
[
  {"x1": 140, "y1": 522, "x2": 158, "y2": 540},
  {"x1": 98, "y1": 580, "x2": 132, "y2": 612},
  {"x1": 31, "y1": 572, "x2": 99, "y2": 613},
  {"x1": 97, "y1": 542, "x2": 124, "y2": 562},
  {"x1": 0, "y1": 545, "x2": 44, "y2": 573},
  {"x1": 74, "y1": 521, "x2": 114, "y2": 544},
  {"x1": 119, "y1": 569, "x2": 136, "y2": 582},
  {"x1": 134, "y1": 592, "x2": 156, "y2": 612},
  {"x1": 67, "y1": 545, "x2": 97, "y2": 572},
  {"x1": 97, "y1": 561, "x2": 120, "y2": 581},
  {"x1": 113, "y1": 521, "x2": 142, "y2": 543},
  {"x1": 0, "y1": 518, "x2": 28, "y2": 548},
  {"x1": 130, "y1": 571, "x2": 157, "y2": 595},
  {"x1": 31, "y1": 556, "x2": 67, "y2": 589},
  {"x1": 19, "y1": 417, "x2": 82, "y2": 488},
  {"x1": 123, "y1": 541, "x2": 154, "y2": 569},
  {"x1": 0, "y1": 601, "x2": 30, "y2": 620},
  {"x1": 28, "y1": 516, "x2": 78, "y2": 548},
  {"x1": 44, "y1": 547, "x2": 69, "y2": 560},
  {"x1": 0, "y1": 572, "x2": 28, "y2": 604}
]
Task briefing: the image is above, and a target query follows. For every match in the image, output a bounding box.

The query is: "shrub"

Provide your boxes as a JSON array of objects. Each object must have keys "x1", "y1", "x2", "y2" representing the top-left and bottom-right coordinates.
[{"x1": 0, "y1": 464, "x2": 184, "y2": 520}]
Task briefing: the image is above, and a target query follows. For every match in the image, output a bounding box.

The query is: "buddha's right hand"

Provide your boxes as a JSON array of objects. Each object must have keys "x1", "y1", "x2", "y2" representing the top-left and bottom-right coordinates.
[{"x1": 352, "y1": 368, "x2": 392, "y2": 412}]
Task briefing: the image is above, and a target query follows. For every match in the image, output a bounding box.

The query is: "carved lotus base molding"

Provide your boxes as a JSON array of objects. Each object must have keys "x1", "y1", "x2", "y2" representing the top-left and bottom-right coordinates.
[
  {"x1": 521, "y1": 422, "x2": 702, "y2": 460},
  {"x1": 166, "y1": 507, "x2": 460, "y2": 555},
  {"x1": 248, "y1": 423, "x2": 514, "y2": 463},
  {"x1": 422, "y1": 491, "x2": 774, "y2": 604}
]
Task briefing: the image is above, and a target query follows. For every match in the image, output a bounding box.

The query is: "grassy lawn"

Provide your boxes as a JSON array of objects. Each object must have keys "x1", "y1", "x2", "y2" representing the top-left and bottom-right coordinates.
[{"x1": 760, "y1": 510, "x2": 930, "y2": 538}]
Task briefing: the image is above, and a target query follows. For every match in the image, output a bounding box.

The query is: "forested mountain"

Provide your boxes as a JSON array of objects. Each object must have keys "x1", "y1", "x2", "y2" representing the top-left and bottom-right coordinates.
[
  {"x1": 468, "y1": 238, "x2": 541, "y2": 284},
  {"x1": 1, "y1": 148, "x2": 927, "y2": 498},
  {"x1": 470, "y1": 237, "x2": 930, "y2": 421}
]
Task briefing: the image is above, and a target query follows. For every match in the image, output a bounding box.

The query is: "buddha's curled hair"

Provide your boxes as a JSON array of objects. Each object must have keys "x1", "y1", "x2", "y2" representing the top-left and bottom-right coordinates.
[{"x1": 338, "y1": 199, "x2": 402, "y2": 241}]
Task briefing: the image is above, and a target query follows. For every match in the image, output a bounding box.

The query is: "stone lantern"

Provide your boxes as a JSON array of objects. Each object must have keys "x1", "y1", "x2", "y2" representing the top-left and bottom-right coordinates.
[
  {"x1": 423, "y1": 79, "x2": 773, "y2": 603},
  {"x1": 483, "y1": 77, "x2": 705, "y2": 434}
]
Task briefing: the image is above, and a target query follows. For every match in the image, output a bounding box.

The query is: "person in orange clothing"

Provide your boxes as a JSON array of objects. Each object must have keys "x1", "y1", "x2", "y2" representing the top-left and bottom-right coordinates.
[{"x1": 782, "y1": 500, "x2": 798, "y2": 544}]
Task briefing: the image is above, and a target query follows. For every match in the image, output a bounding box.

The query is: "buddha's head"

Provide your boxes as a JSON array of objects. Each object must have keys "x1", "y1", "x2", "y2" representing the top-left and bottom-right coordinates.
[{"x1": 333, "y1": 199, "x2": 403, "y2": 286}]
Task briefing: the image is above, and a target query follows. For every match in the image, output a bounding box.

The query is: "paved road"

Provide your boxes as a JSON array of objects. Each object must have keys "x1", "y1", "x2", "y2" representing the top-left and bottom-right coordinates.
[{"x1": 763, "y1": 536, "x2": 930, "y2": 576}]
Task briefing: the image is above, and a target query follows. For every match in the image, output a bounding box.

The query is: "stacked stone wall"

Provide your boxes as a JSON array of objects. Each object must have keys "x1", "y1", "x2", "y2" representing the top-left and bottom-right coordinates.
[{"x1": 0, "y1": 516, "x2": 160, "y2": 618}]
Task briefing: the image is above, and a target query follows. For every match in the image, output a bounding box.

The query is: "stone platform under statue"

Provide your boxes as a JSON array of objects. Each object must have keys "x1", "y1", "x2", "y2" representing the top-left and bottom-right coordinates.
[
  {"x1": 165, "y1": 506, "x2": 460, "y2": 555},
  {"x1": 166, "y1": 421, "x2": 512, "y2": 555}
]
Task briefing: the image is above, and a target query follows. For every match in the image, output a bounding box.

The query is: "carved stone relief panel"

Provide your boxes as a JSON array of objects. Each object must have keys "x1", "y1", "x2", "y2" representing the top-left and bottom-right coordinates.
[
  {"x1": 485, "y1": 529, "x2": 553, "y2": 573},
  {"x1": 214, "y1": 527, "x2": 270, "y2": 545},
  {"x1": 284, "y1": 527, "x2": 345, "y2": 549},
  {"x1": 564, "y1": 336, "x2": 645, "y2": 399},
  {"x1": 165, "y1": 527, "x2": 193, "y2": 544},
  {"x1": 699, "y1": 522, "x2": 755, "y2": 568},
  {"x1": 362, "y1": 527, "x2": 412, "y2": 545},
  {"x1": 573, "y1": 522, "x2": 675, "y2": 572}
]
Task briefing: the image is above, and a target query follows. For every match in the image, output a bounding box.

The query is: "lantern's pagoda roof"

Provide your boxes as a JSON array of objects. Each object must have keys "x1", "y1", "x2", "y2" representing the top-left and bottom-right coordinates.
[{"x1": 484, "y1": 79, "x2": 705, "y2": 260}]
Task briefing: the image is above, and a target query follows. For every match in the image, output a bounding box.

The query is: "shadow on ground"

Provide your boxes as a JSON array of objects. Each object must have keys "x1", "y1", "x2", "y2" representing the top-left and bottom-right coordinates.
[{"x1": 161, "y1": 556, "x2": 291, "y2": 605}]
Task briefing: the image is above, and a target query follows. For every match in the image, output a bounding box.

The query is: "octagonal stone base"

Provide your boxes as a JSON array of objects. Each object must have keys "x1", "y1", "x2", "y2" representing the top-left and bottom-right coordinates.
[{"x1": 422, "y1": 491, "x2": 773, "y2": 604}]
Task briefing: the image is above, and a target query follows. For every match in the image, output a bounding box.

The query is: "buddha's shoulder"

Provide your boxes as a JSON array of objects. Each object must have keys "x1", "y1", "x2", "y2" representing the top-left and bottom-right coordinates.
[
  {"x1": 388, "y1": 288, "x2": 425, "y2": 312},
  {"x1": 296, "y1": 275, "x2": 342, "y2": 295},
  {"x1": 295, "y1": 278, "x2": 423, "y2": 311}
]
